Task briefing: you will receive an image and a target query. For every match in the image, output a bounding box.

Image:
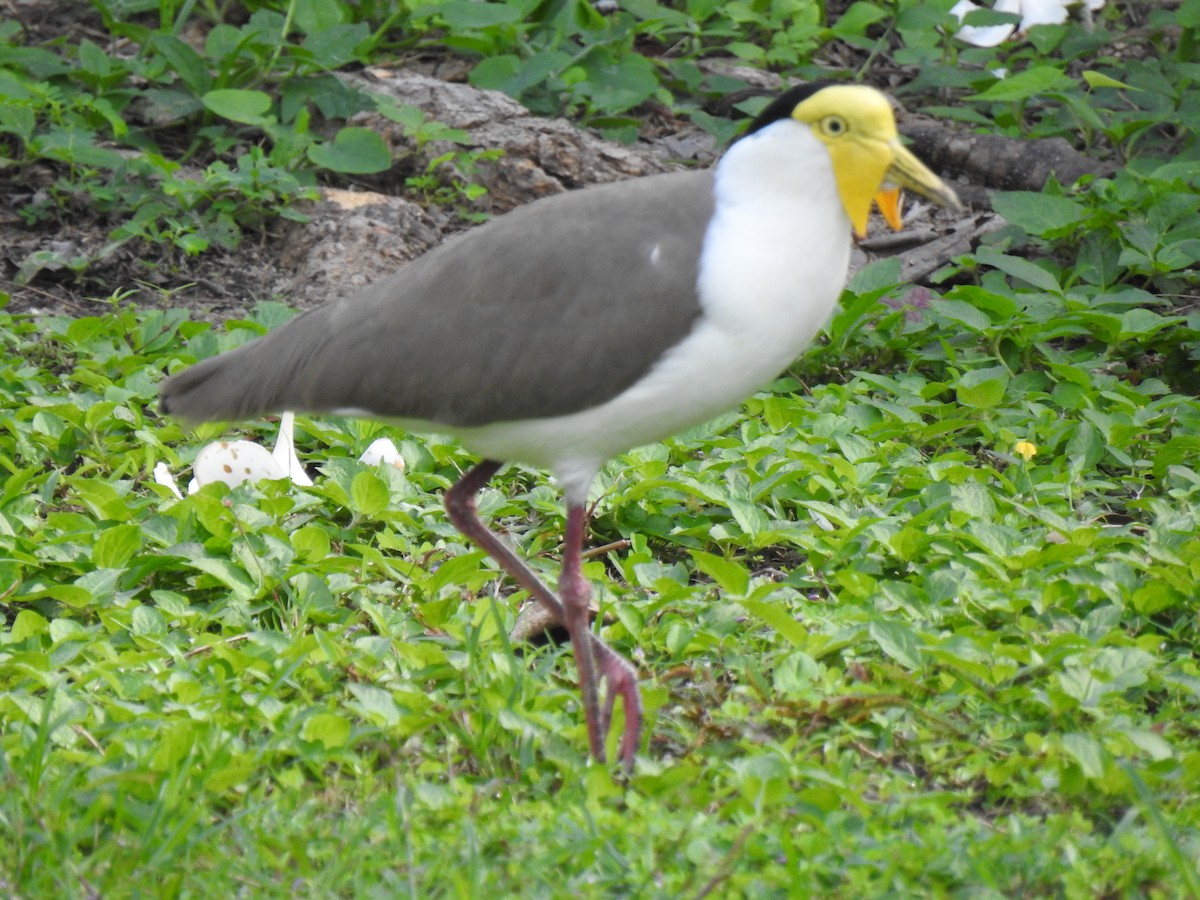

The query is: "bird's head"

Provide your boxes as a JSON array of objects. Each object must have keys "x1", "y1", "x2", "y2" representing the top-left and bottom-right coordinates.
[{"x1": 743, "y1": 83, "x2": 961, "y2": 237}]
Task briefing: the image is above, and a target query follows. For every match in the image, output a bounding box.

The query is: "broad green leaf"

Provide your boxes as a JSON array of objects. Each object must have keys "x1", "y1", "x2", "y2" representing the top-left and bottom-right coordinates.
[
  {"x1": 1123, "y1": 729, "x2": 1174, "y2": 762},
  {"x1": 206, "y1": 763, "x2": 257, "y2": 795},
  {"x1": 374, "y1": 101, "x2": 426, "y2": 130},
  {"x1": 307, "y1": 126, "x2": 392, "y2": 174},
  {"x1": 951, "y1": 481, "x2": 996, "y2": 518},
  {"x1": 664, "y1": 621, "x2": 695, "y2": 656},
  {"x1": 835, "y1": 434, "x2": 875, "y2": 463},
  {"x1": 773, "y1": 650, "x2": 820, "y2": 694},
  {"x1": 48, "y1": 618, "x2": 86, "y2": 642},
  {"x1": 150, "y1": 34, "x2": 213, "y2": 94},
  {"x1": 1131, "y1": 581, "x2": 1183, "y2": 616},
  {"x1": 426, "y1": 551, "x2": 489, "y2": 596},
  {"x1": 870, "y1": 620, "x2": 924, "y2": 670},
  {"x1": 727, "y1": 41, "x2": 766, "y2": 62},
  {"x1": 171, "y1": 542, "x2": 257, "y2": 600},
  {"x1": 346, "y1": 683, "x2": 401, "y2": 727},
  {"x1": 727, "y1": 497, "x2": 769, "y2": 541},
  {"x1": 433, "y1": 0, "x2": 523, "y2": 28},
  {"x1": 1152, "y1": 436, "x2": 1200, "y2": 479},
  {"x1": 950, "y1": 286, "x2": 1020, "y2": 323},
  {"x1": 0, "y1": 71, "x2": 33, "y2": 102},
  {"x1": 0, "y1": 101, "x2": 34, "y2": 141},
  {"x1": 468, "y1": 54, "x2": 523, "y2": 93},
  {"x1": 847, "y1": 257, "x2": 902, "y2": 294},
  {"x1": 989, "y1": 191, "x2": 1087, "y2": 236},
  {"x1": 141, "y1": 87, "x2": 205, "y2": 122},
  {"x1": 975, "y1": 247, "x2": 1063, "y2": 294},
  {"x1": 92, "y1": 523, "x2": 142, "y2": 569},
  {"x1": 293, "y1": 0, "x2": 346, "y2": 33},
  {"x1": 292, "y1": 524, "x2": 332, "y2": 562},
  {"x1": 1117, "y1": 307, "x2": 1184, "y2": 340},
  {"x1": 132, "y1": 604, "x2": 166, "y2": 637},
  {"x1": 956, "y1": 366, "x2": 1010, "y2": 409},
  {"x1": 302, "y1": 712, "x2": 352, "y2": 749},
  {"x1": 830, "y1": 1, "x2": 888, "y2": 37},
  {"x1": 11, "y1": 609, "x2": 49, "y2": 642},
  {"x1": 970, "y1": 66, "x2": 1076, "y2": 102},
  {"x1": 1062, "y1": 732, "x2": 1106, "y2": 778},
  {"x1": 836, "y1": 569, "x2": 877, "y2": 598},
  {"x1": 1066, "y1": 421, "x2": 1104, "y2": 477},
  {"x1": 934, "y1": 297, "x2": 993, "y2": 333},
  {"x1": 885, "y1": 527, "x2": 929, "y2": 562},
  {"x1": 349, "y1": 470, "x2": 390, "y2": 517},
  {"x1": 70, "y1": 480, "x2": 132, "y2": 522},
  {"x1": 741, "y1": 598, "x2": 807, "y2": 648},
  {"x1": 22, "y1": 583, "x2": 93, "y2": 608},
  {"x1": 966, "y1": 520, "x2": 1017, "y2": 558},
  {"x1": 476, "y1": 47, "x2": 574, "y2": 98},
  {"x1": 152, "y1": 590, "x2": 193, "y2": 618},
  {"x1": 202, "y1": 89, "x2": 274, "y2": 125},
  {"x1": 293, "y1": 571, "x2": 337, "y2": 621},
  {"x1": 1157, "y1": 239, "x2": 1200, "y2": 272},
  {"x1": 1091, "y1": 647, "x2": 1156, "y2": 690},
  {"x1": 78, "y1": 39, "x2": 112, "y2": 77},
  {"x1": 302, "y1": 23, "x2": 369, "y2": 70},
  {"x1": 959, "y1": 7, "x2": 1020, "y2": 27},
  {"x1": 77, "y1": 569, "x2": 121, "y2": 605},
  {"x1": 577, "y1": 53, "x2": 659, "y2": 115},
  {"x1": 35, "y1": 127, "x2": 126, "y2": 168},
  {"x1": 691, "y1": 549, "x2": 750, "y2": 596}
]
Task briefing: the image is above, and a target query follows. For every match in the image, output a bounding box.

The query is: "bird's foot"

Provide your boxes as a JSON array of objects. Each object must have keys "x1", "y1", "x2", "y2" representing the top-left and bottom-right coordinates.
[{"x1": 590, "y1": 635, "x2": 642, "y2": 773}]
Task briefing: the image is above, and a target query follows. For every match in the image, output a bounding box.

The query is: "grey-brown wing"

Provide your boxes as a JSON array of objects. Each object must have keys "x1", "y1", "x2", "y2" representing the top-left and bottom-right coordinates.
[{"x1": 160, "y1": 170, "x2": 716, "y2": 427}]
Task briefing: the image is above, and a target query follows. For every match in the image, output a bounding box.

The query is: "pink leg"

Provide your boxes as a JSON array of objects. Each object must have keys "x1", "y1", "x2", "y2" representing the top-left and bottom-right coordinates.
[
  {"x1": 444, "y1": 461, "x2": 643, "y2": 770},
  {"x1": 559, "y1": 502, "x2": 605, "y2": 758}
]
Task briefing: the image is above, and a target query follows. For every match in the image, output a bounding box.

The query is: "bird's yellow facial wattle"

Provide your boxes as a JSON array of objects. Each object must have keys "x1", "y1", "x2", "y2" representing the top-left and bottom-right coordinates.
[
  {"x1": 791, "y1": 85, "x2": 960, "y2": 237},
  {"x1": 873, "y1": 188, "x2": 903, "y2": 231}
]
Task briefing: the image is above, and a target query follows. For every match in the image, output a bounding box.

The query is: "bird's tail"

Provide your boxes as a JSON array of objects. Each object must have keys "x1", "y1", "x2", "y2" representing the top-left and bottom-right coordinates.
[{"x1": 159, "y1": 310, "x2": 331, "y2": 423}]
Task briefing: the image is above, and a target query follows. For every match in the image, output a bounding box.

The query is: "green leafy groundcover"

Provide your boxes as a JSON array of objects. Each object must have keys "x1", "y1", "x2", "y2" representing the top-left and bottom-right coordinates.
[
  {"x1": 1, "y1": 265, "x2": 1198, "y2": 895},
  {"x1": 2, "y1": 0, "x2": 1199, "y2": 894}
]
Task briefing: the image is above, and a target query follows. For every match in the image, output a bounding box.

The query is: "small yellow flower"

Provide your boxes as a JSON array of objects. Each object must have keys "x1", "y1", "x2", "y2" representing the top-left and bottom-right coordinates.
[{"x1": 1014, "y1": 440, "x2": 1038, "y2": 462}]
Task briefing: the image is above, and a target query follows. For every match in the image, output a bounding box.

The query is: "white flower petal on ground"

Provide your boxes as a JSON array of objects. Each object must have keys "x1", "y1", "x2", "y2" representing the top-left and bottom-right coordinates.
[
  {"x1": 358, "y1": 438, "x2": 406, "y2": 470},
  {"x1": 153, "y1": 461, "x2": 185, "y2": 499},
  {"x1": 271, "y1": 411, "x2": 314, "y2": 486},
  {"x1": 951, "y1": 0, "x2": 1020, "y2": 47},
  {"x1": 1018, "y1": 0, "x2": 1070, "y2": 28},
  {"x1": 952, "y1": 0, "x2": 1104, "y2": 46}
]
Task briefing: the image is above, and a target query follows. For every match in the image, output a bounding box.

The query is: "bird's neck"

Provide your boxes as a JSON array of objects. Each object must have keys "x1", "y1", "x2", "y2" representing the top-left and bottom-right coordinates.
[
  {"x1": 694, "y1": 122, "x2": 852, "y2": 385},
  {"x1": 714, "y1": 121, "x2": 842, "y2": 216}
]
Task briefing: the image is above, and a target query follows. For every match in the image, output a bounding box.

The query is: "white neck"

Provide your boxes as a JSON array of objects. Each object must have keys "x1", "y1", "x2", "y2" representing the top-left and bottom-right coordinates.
[
  {"x1": 714, "y1": 118, "x2": 842, "y2": 209},
  {"x1": 697, "y1": 118, "x2": 851, "y2": 363}
]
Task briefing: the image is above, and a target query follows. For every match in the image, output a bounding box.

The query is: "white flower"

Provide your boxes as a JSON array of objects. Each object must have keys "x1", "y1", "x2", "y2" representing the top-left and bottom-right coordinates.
[
  {"x1": 153, "y1": 461, "x2": 184, "y2": 499},
  {"x1": 154, "y1": 412, "x2": 405, "y2": 497},
  {"x1": 951, "y1": 0, "x2": 1105, "y2": 47},
  {"x1": 270, "y1": 411, "x2": 314, "y2": 487},
  {"x1": 358, "y1": 438, "x2": 406, "y2": 470}
]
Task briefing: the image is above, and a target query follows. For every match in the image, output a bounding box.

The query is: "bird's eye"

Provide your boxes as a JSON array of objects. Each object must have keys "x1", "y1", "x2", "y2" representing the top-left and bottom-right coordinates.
[{"x1": 820, "y1": 115, "x2": 848, "y2": 137}]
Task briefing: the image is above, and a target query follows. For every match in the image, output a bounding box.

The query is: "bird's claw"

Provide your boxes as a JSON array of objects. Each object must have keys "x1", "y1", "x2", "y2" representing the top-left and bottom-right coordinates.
[{"x1": 590, "y1": 635, "x2": 642, "y2": 773}]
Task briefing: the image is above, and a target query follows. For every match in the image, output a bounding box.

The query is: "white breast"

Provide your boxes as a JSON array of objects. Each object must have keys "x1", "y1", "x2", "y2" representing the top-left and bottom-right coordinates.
[{"x1": 452, "y1": 120, "x2": 851, "y2": 502}]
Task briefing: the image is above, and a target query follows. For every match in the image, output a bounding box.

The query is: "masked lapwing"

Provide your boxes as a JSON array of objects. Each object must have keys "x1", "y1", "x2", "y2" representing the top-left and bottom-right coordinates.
[{"x1": 160, "y1": 82, "x2": 961, "y2": 770}]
